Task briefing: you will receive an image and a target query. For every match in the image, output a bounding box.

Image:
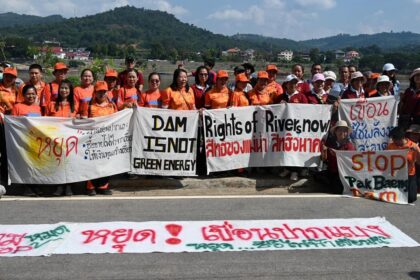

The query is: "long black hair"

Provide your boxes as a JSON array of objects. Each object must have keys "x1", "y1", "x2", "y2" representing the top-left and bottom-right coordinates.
[
  {"x1": 170, "y1": 68, "x2": 189, "y2": 91},
  {"x1": 55, "y1": 79, "x2": 75, "y2": 113}
]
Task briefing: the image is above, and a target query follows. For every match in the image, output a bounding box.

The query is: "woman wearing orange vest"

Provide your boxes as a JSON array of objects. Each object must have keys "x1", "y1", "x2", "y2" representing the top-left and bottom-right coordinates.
[
  {"x1": 117, "y1": 69, "x2": 140, "y2": 110},
  {"x1": 85, "y1": 81, "x2": 117, "y2": 196},
  {"x1": 162, "y1": 68, "x2": 196, "y2": 110},
  {"x1": 104, "y1": 69, "x2": 119, "y2": 104},
  {"x1": 205, "y1": 70, "x2": 231, "y2": 109},
  {"x1": 12, "y1": 85, "x2": 43, "y2": 196},
  {"x1": 230, "y1": 73, "x2": 249, "y2": 107},
  {"x1": 74, "y1": 68, "x2": 95, "y2": 115},
  {"x1": 138, "y1": 72, "x2": 163, "y2": 108},
  {"x1": 46, "y1": 79, "x2": 79, "y2": 118},
  {"x1": 247, "y1": 71, "x2": 272, "y2": 105}
]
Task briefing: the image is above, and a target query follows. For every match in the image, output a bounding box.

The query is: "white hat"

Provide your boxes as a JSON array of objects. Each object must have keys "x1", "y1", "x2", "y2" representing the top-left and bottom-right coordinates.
[
  {"x1": 383, "y1": 63, "x2": 397, "y2": 72},
  {"x1": 410, "y1": 68, "x2": 420, "y2": 79},
  {"x1": 376, "y1": 75, "x2": 391, "y2": 85},
  {"x1": 284, "y1": 74, "x2": 298, "y2": 82},
  {"x1": 350, "y1": 71, "x2": 364, "y2": 81},
  {"x1": 323, "y1": 71, "x2": 336, "y2": 81},
  {"x1": 331, "y1": 120, "x2": 352, "y2": 134}
]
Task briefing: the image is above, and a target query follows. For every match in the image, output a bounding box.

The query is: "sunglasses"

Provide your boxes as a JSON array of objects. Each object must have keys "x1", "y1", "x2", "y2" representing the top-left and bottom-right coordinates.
[{"x1": 150, "y1": 79, "x2": 160, "y2": 83}]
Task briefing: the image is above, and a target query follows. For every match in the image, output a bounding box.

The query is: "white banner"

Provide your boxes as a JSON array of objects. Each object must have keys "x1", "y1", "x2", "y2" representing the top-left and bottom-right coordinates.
[
  {"x1": 131, "y1": 107, "x2": 199, "y2": 176},
  {"x1": 336, "y1": 150, "x2": 409, "y2": 204},
  {"x1": 338, "y1": 96, "x2": 398, "y2": 151},
  {"x1": 0, "y1": 217, "x2": 418, "y2": 257},
  {"x1": 4, "y1": 110, "x2": 133, "y2": 184},
  {"x1": 204, "y1": 104, "x2": 332, "y2": 172}
]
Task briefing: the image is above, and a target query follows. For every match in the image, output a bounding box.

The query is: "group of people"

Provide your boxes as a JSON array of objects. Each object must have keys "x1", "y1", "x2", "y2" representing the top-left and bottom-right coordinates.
[{"x1": 0, "y1": 57, "x2": 419, "y2": 202}]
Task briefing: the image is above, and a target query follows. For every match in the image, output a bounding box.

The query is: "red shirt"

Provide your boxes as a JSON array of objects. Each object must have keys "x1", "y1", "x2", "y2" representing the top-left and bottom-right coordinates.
[
  {"x1": 305, "y1": 90, "x2": 328, "y2": 104},
  {"x1": 400, "y1": 88, "x2": 420, "y2": 118},
  {"x1": 296, "y1": 80, "x2": 310, "y2": 95},
  {"x1": 191, "y1": 84, "x2": 209, "y2": 109},
  {"x1": 280, "y1": 91, "x2": 308, "y2": 104},
  {"x1": 324, "y1": 139, "x2": 355, "y2": 173},
  {"x1": 341, "y1": 87, "x2": 364, "y2": 100}
]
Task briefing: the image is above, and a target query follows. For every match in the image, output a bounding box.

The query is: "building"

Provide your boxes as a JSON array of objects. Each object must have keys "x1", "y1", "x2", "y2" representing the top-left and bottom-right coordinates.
[
  {"x1": 222, "y1": 47, "x2": 241, "y2": 57},
  {"x1": 65, "y1": 48, "x2": 91, "y2": 61},
  {"x1": 241, "y1": 49, "x2": 255, "y2": 61},
  {"x1": 34, "y1": 46, "x2": 66, "y2": 59},
  {"x1": 345, "y1": 50, "x2": 360, "y2": 62},
  {"x1": 277, "y1": 50, "x2": 293, "y2": 61},
  {"x1": 335, "y1": 50, "x2": 345, "y2": 60}
]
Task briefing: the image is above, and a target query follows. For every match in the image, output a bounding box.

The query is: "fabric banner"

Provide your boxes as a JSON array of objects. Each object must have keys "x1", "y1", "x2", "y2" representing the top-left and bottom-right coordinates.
[
  {"x1": 336, "y1": 150, "x2": 409, "y2": 204},
  {"x1": 0, "y1": 217, "x2": 418, "y2": 257},
  {"x1": 130, "y1": 107, "x2": 199, "y2": 176},
  {"x1": 338, "y1": 96, "x2": 398, "y2": 151},
  {"x1": 4, "y1": 110, "x2": 133, "y2": 184},
  {"x1": 204, "y1": 104, "x2": 332, "y2": 173}
]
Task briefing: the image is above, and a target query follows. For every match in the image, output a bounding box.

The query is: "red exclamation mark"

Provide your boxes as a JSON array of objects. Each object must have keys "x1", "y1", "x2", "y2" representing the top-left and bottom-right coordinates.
[{"x1": 165, "y1": 224, "x2": 183, "y2": 245}]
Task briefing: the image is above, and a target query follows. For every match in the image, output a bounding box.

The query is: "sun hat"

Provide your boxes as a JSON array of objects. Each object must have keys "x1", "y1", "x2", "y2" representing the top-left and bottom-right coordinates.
[
  {"x1": 350, "y1": 71, "x2": 364, "y2": 81},
  {"x1": 323, "y1": 71, "x2": 336, "y2": 81},
  {"x1": 94, "y1": 81, "x2": 108, "y2": 92},
  {"x1": 312, "y1": 73, "x2": 325, "y2": 83},
  {"x1": 376, "y1": 75, "x2": 391, "y2": 86},
  {"x1": 284, "y1": 74, "x2": 299, "y2": 83},
  {"x1": 331, "y1": 120, "x2": 352, "y2": 134},
  {"x1": 383, "y1": 63, "x2": 397, "y2": 72}
]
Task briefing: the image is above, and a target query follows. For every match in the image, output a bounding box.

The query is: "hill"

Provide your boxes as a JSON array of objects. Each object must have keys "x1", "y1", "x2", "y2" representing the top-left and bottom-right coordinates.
[
  {"x1": 0, "y1": 12, "x2": 64, "y2": 28},
  {"x1": 300, "y1": 32, "x2": 420, "y2": 51},
  {"x1": 231, "y1": 34, "x2": 306, "y2": 51}
]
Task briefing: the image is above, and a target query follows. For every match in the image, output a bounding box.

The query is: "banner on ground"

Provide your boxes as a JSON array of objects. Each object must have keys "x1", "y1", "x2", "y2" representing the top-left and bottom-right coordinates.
[
  {"x1": 204, "y1": 104, "x2": 332, "y2": 173},
  {"x1": 0, "y1": 217, "x2": 417, "y2": 257},
  {"x1": 336, "y1": 150, "x2": 409, "y2": 204},
  {"x1": 131, "y1": 107, "x2": 199, "y2": 176},
  {"x1": 4, "y1": 110, "x2": 133, "y2": 184},
  {"x1": 338, "y1": 96, "x2": 398, "y2": 151}
]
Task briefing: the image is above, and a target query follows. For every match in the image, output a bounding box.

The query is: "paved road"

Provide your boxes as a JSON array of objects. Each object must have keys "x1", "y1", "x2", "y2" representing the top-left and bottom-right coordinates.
[{"x1": 0, "y1": 195, "x2": 419, "y2": 280}]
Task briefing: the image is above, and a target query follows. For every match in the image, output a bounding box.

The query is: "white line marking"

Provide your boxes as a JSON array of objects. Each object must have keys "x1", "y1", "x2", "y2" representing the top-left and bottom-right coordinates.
[{"x1": 0, "y1": 194, "x2": 351, "y2": 201}]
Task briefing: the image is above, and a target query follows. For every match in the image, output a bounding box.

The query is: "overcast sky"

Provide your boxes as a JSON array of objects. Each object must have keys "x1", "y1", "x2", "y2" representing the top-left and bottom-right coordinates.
[{"x1": 1, "y1": 0, "x2": 420, "y2": 40}]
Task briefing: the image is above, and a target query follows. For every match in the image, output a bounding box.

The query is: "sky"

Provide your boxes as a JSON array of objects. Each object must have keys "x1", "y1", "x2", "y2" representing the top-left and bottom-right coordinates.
[{"x1": 1, "y1": 0, "x2": 420, "y2": 41}]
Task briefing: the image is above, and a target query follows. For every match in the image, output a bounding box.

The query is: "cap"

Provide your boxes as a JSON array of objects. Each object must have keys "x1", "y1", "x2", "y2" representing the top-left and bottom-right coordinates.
[
  {"x1": 235, "y1": 73, "x2": 249, "y2": 83},
  {"x1": 376, "y1": 75, "x2": 391, "y2": 85},
  {"x1": 104, "y1": 69, "x2": 118, "y2": 78},
  {"x1": 323, "y1": 71, "x2": 336, "y2": 81},
  {"x1": 3, "y1": 67, "x2": 17, "y2": 77},
  {"x1": 312, "y1": 73, "x2": 325, "y2": 83},
  {"x1": 257, "y1": 71, "x2": 269, "y2": 79},
  {"x1": 410, "y1": 68, "x2": 420, "y2": 79},
  {"x1": 350, "y1": 71, "x2": 364, "y2": 81},
  {"x1": 54, "y1": 62, "x2": 68, "y2": 71},
  {"x1": 331, "y1": 120, "x2": 352, "y2": 134},
  {"x1": 383, "y1": 63, "x2": 397, "y2": 72},
  {"x1": 266, "y1": 64, "x2": 278, "y2": 73},
  {"x1": 217, "y1": 70, "x2": 229, "y2": 79},
  {"x1": 284, "y1": 74, "x2": 298, "y2": 83},
  {"x1": 94, "y1": 81, "x2": 108, "y2": 92}
]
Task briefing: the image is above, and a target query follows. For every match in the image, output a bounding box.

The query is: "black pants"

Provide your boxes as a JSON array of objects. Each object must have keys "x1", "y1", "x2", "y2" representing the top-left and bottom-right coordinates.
[
  {"x1": 196, "y1": 126, "x2": 207, "y2": 176},
  {"x1": 327, "y1": 171, "x2": 344, "y2": 194},
  {"x1": 408, "y1": 175, "x2": 417, "y2": 203}
]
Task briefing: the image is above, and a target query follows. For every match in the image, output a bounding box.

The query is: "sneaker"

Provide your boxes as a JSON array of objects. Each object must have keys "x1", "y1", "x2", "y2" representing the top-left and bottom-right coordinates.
[
  {"x1": 87, "y1": 189, "x2": 96, "y2": 196},
  {"x1": 290, "y1": 172, "x2": 299, "y2": 181},
  {"x1": 98, "y1": 189, "x2": 113, "y2": 195},
  {"x1": 64, "y1": 185, "x2": 73, "y2": 196},
  {"x1": 279, "y1": 169, "x2": 291, "y2": 178}
]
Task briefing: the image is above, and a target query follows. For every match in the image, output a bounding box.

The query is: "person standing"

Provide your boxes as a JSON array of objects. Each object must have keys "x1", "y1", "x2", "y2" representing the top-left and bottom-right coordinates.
[
  {"x1": 118, "y1": 56, "x2": 144, "y2": 91},
  {"x1": 162, "y1": 68, "x2": 196, "y2": 111},
  {"x1": 205, "y1": 70, "x2": 230, "y2": 109},
  {"x1": 138, "y1": 72, "x2": 162, "y2": 108},
  {"x1": 43, "y1": 62, "x2": 68, "y2": 106},
  {"x1": 190, "y1": 66, "x2": 210, "y2": 109},
  {"x1": 265, "y1": 64, "x2": 283, "y2": 103},
  {"x1": 341, "y1": 71, "x2": 365, "y2": 99}
]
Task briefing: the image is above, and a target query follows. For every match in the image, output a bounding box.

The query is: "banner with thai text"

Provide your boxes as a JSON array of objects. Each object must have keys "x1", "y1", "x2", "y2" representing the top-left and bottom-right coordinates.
[
  {"x1": 338, "y1": 96, "x2": 398, "y2": 151},
  {"x1": 0, "y1": 217, "x2": 418, "y2": 257},
  {"x1": 4, "y1": 110, "x2": 133, "y2": 184},
  {"x1": 131, "y1": 107, "x2": 199, "y2": 176},
  {"x1": 204, "y1": 104, "x2": 332, "y2": 172},
  {"x1": 336, "y1": 150, "x2": 409, "y2": 204}
]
